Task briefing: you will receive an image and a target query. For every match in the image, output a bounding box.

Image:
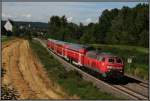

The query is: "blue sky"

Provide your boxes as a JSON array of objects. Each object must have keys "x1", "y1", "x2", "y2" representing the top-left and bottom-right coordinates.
[{"x1": 2, "y1": 2, "x2": 146, "y2": 25}]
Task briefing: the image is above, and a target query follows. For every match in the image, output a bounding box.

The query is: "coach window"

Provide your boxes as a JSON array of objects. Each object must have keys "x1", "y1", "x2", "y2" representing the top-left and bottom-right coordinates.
[
  {"x1": 91, "y1": 54, "x2": 97, "y2": 59},
  {"x1": 86, "y1": 52, "x2": 97, "y2": 59}
]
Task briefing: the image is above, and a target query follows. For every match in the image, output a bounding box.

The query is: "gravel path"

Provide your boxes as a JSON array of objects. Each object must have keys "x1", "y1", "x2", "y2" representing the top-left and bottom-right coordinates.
[{"x1": 2, "y1": 39, "x2": 70, "y2": 99}]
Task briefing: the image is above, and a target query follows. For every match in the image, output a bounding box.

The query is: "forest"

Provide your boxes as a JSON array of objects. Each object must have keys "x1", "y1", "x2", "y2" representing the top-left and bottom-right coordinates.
[{"x1": 48, "y1": 3, "x2": 149, "y2": 48}]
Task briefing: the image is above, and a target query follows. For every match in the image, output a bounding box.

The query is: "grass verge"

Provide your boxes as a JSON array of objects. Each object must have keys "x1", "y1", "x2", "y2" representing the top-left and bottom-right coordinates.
[
  {"x1": 2, "y1": 36, "x2": 15, "y2": 43},
  {"x1": 1, "y1": 67, "x2": 19, "y2": 100},
  {"x1": 29, "y1": 40, "x2": 125, "y2": 100},
  {"x1": 2, "y1": 35, "x2": 9, "y2": 42},
  {"x1": 1, "y1": 85, "x2": 19, "y2": 100}
]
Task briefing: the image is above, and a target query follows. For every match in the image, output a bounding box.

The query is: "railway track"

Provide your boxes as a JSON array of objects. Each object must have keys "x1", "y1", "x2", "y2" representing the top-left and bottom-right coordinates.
[
  {"x1": 113, "y1": 85, "x2": 147, "y2": 99},
  {"x1": 34, "y1": 38, "x2": 149, "y2": 100},
  {"x1": 125, "y1": 74, "x2": 149, "y2": 88},
  {"x1": 138, "y1": 82, "x2": 148, "y2": 88}
]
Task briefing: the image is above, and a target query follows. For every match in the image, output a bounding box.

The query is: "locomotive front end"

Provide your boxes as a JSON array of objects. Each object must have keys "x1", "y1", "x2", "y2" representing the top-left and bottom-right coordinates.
[
  {"x1": 98, "y1": 54, "x2": 124, "y2": 79},
  {"x1": 105, "y1": 56, "x2": 124, "y2": 79}
]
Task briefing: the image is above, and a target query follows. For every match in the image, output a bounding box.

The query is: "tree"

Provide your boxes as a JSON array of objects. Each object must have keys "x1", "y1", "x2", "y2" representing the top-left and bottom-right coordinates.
[
  {"x1": 95, "y1": 8, "x2": 119, "y2": 43},
  {"x1": 80, "y1": 23, "x2": 96, "y2": 44},
  {"x1": 47, "y1": 3, "x2": 149, "y2": 47},
  {"x1": 105, "y1": 3, "x2": 148, "y2": 47}
]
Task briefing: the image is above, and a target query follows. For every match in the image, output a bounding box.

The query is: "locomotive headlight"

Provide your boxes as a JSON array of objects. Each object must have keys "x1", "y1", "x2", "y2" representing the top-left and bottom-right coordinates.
[{"x1": 107, "y1": 66, "x2": 113, "y2": 69}]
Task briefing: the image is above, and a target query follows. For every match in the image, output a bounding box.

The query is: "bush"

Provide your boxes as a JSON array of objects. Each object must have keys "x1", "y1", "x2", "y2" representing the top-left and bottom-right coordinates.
[{"x1": 1, "y1": 85, "x2": 19, "y2": 100}]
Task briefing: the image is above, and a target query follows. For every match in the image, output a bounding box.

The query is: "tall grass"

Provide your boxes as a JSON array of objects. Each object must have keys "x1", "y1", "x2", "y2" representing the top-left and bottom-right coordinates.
[
  {"x1": 29, "y1": 40, "x2": 125, "y2": 99},
  {"x1": 92, "y1": 44, "x2": 148, "y2": 54},
  {"x1": 2, "y1": 36, "x2": 11, "y2": 42}
]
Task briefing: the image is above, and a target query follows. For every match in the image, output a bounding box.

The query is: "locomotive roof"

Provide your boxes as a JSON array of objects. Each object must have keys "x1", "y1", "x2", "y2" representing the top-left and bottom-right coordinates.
[
  {"x1": 86, "y1": 51, "x2": 117, "y2": 57},
  {"x1": 99, "y1": 52, "x2": 118, "y2": 57}
]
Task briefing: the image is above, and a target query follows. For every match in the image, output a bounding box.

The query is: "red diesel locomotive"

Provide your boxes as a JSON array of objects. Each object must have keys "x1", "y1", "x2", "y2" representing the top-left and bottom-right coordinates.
[{"x1": 47, "y1": 39, "x2": 124, "y2": 78}]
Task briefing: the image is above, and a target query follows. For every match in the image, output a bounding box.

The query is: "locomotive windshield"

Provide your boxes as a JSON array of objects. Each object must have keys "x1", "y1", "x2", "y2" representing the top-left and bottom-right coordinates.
[
  {"x1": 108, "y1": 57, "x2": 122, "y2": 64},
  {"x1": 108, "y1": 58, "x2": 115, "y2": 63}
]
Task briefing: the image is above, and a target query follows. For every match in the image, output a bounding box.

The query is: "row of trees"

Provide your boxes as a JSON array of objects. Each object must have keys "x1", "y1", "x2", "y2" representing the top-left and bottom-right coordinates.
[
  {"x1": 48, "y1": 15, "x2": 81, "y2": 42},
  {"x1": 48, "y1": 3, "x2": 148, "y2": 47}
]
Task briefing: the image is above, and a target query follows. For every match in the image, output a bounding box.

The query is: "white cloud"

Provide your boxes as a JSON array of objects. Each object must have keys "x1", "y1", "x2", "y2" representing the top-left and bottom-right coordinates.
[
  {"x1": 2, "y1": 2, "x2": 140, "y2": 24},
  {"x1": 86, "y1": 18, "x2": 92, "y2": 23},
  {"x1": 2, "y1": 13, "x2": 5, "y2": 17},
  {"x1": 26, "y1": 14, "x2": 31, "y2": 18},
  {"x1": 2, "y1": 13, "x2": 12, "y2": 19},
  {"x1": 22, "y1": 14, "x2": 31, "y2": 18},
  {"x1": 67, "y1": 17, "x2": 73, "y2": 22}
]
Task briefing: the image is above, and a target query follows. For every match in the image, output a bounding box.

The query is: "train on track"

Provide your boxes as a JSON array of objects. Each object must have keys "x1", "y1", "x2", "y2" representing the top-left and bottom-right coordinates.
[{"x1": 47, "y1": 38, "x2": 124, "y2": 79}]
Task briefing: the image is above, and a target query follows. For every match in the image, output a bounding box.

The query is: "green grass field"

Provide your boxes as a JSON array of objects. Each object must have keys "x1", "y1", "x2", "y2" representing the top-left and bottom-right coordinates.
[
  {"x1": 92, "y1": 44, "x2": 149, "y2": 80},
  {"x1": 29, "y1": 40, "x2": 125, "y2": 99},
  {"x1": 2, "y1": 36, "x2": 9, "y2": 42},
  {"x1": 2, "y1": 35, "x2": 14, "y2": 42}
]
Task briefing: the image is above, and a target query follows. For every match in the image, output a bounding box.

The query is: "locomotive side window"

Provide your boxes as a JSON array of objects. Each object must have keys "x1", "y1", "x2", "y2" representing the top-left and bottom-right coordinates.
[
  {"x1": 102, "y1": 57, "x2": 105, "y2": 62},
  {"x1": 98, "y1": 56, "x2": 103, "y2": 61},
  {"x1": 98, "y1": 56, "x2": 105, "y2": 62},
  {"x1": 108, "y1": 58, "x2": 114, "y2": 63},
  {"x1": 86, "y1": 52, "x2": 91, "y2": 57}
]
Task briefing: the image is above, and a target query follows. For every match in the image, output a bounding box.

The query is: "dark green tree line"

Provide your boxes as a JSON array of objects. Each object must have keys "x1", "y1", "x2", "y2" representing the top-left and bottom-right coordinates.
[
  {"x1": 48, "y1": 3, "x2": 149, "y2": 47},
  {"x1": 106, "y1": 4, "x2": 149, "y2": 47}
]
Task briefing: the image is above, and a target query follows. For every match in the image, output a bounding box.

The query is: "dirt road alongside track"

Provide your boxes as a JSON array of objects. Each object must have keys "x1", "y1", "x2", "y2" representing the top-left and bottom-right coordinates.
[{"x1": 2, "y1": 38, "x2": 70, "y2": 99}]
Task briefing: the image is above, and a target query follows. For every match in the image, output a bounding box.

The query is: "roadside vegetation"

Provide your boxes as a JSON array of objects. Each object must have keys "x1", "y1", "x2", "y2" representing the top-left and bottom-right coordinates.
[
  {"x1": 2, "y1": 35, "x2": 14, "y2": 42},
  {"x1": 1, "y1": 68, "x2": 19, "y2": 100},
  {"x1": 2, "y1": 37, "x2": 20, "y2": 100},
  {"x1": 92, "y1": 44, "x2": 148, "y2": 80},
  {"x1": 1, "y1": 85, "x2": 19, "y2": 100},
  {"x1": 29, "y1": 40, "x2": 125, "y2": 99}
]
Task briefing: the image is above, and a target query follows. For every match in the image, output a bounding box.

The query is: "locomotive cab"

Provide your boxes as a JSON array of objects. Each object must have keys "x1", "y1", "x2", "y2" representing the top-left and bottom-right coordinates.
[{"x1": 98, "y1": 53, "x2": 124, "y2": 78}]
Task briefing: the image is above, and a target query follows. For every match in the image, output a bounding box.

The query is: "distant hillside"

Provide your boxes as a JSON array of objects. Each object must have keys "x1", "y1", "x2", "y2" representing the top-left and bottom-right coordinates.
[{"x1": 1, "y1": 20, "x2": 48, "y2": 29}]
